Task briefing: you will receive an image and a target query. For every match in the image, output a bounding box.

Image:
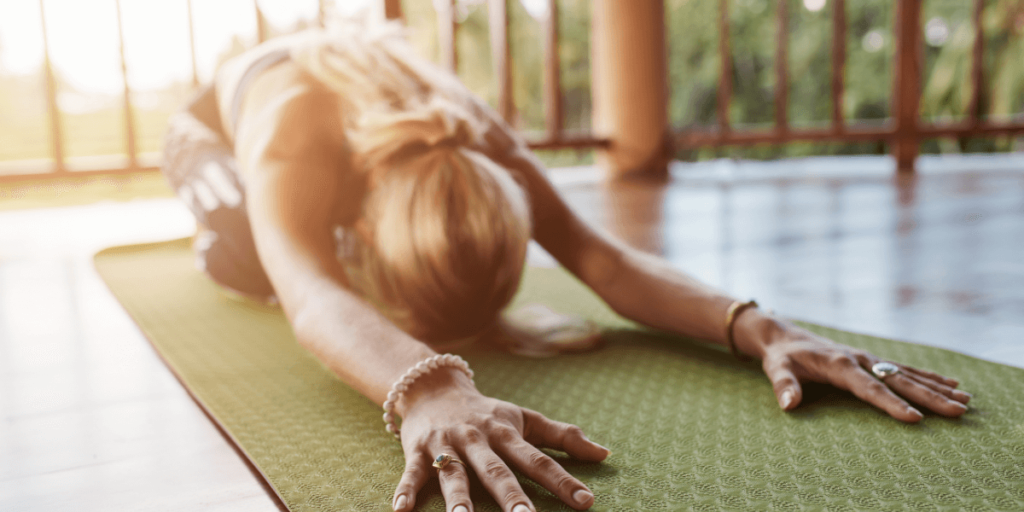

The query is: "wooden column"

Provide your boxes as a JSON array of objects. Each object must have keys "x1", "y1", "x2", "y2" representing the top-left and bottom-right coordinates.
[
  {"x1": 383, "y1": 0, "x2": 403, "y2": 21},
  {"x1": 254, "y1": 0, "x2": 266, "y2": 44},
  {"x1": 437, "y1": 0, "x2": 457, "y2": 73},
  {"x1": 187, "y1": 0, "x2": 199, "y2": 87},
  {"x1": 489, "y1": 0, "x2": 514, "y2": 123},
  {"x1": 892, "y1": 0, "x2": 922, "y2": 174},
  {"x1": 591, "y1": 0, "x2": 670, "y2": 180},
  {"x1": 38, "y1": 0, "x2": 65, "y2": 173},
  {"x1": 543, "y1": 0, "x2": 563, "y2": 139},
  {"x1": 115, "y1": 0, "x2": 137, "y2": 169}
]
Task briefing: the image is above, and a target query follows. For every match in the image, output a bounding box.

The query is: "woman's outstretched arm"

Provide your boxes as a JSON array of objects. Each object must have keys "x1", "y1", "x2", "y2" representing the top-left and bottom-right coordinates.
[
  {"x1": 233, "y1": 63, "x2": 607, "y2": 512},
  {"x1": 494, "y1": 143, "x2": 970, "y2": 423}
]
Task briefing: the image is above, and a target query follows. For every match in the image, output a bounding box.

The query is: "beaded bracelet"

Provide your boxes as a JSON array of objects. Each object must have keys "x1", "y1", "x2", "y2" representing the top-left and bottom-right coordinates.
[{"x1": 382, "y1": 354, "x2": 474, "y2": 440}]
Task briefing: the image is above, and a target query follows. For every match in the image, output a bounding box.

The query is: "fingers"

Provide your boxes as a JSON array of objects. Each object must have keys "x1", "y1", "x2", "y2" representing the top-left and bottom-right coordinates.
[
  {"x1": 434, "y1": 447, "x2": 474, "y2": 512},
  {"x1": 463, "y1": 442, "x2": 533, "y2": 512},
  {"x1": 393, "y1": 452, "x2": 431, "y2": 512},
  {"x1": 520, "y1": 408, "x2": 610, "y2": 461},
  {"x1": 762, "y1": 357, "x2": 803, "y2": 410},
  {"x1": 840, "y1": 367, "x2": 924, "y2": 423},
  {"x1": 902, "y1": 371, "x2": 972, "y2": 404},
  {"x1": 902, "y1": 365, "x2": 960, "y2": 388},
  {"x1": 883, "y1": 373, "x2": 969, "y2": 417},
  {"x1": 496, "y1": 439, "x2": 595, "y2": 510}
]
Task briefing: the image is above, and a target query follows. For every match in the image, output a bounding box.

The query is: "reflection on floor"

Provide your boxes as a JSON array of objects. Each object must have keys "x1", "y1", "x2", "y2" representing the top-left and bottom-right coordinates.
[
  {"x1": 552, "y1": 154, "x2": 1024, "y2": 369},
  {"x1": 1, "y1": 154, "x2": 1022, "y2": 510}
]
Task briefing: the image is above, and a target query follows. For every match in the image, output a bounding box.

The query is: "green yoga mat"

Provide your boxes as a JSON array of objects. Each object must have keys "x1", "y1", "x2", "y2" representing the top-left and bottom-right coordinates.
[{"x1": 95, "y1": 239, "x2": 1024, "y2": 512}]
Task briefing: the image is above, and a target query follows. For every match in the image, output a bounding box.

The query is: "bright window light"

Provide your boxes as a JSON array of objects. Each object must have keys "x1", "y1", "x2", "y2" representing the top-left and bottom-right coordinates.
[{"x1": 803, "y1": 0, "x2": 827, "y2": 13}]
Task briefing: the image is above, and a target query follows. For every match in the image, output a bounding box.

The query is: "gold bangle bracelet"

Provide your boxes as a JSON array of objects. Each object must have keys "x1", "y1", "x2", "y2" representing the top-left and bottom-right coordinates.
[{"x1": 725, "y1": 299, "x2": 758, "y2": 361}]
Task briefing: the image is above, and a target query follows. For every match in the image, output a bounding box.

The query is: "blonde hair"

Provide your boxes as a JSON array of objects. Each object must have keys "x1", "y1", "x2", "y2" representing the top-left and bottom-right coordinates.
[{"x1": 291, "y1": 23, "x2": 531, "y2": 343}]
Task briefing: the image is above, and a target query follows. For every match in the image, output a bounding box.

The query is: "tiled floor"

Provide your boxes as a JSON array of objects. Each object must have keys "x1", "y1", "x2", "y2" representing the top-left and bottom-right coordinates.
[{"x1": 1, "y1": 154, "x2": 1021, "y2": 510}]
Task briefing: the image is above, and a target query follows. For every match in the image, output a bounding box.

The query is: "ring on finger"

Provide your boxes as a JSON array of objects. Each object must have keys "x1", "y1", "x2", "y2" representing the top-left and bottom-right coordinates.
[
  {"x1": 432, "y1": 453, "x2": 466, "y2": 470},
  {"x1": 871, "y1": 362, "x2": 901, "y2": 380}
]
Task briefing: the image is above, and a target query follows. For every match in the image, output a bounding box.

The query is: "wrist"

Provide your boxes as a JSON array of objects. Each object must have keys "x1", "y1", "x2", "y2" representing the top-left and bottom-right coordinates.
[
  {"x1": 396, "y1": 365, "x2": 478, "y2": 417},
  {"x1": 731, "y1": 308, "x2": 787, "y2": 360}
]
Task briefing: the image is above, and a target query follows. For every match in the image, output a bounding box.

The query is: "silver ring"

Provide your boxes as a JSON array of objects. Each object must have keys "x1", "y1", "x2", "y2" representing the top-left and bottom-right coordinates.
[{"x1": 871, "y1": 362, "x2": 901, "y2": 379}]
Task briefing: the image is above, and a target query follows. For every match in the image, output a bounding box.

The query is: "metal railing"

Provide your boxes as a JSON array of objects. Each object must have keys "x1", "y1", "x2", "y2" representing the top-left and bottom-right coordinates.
[{"x1": 3, "y1": 0, "x2": 1024, "y2": 184}]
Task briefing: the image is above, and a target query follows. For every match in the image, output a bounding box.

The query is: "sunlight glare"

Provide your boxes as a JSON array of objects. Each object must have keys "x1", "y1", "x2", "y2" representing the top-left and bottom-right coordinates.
[
  {"x1": 0, "y1": 1, "x2": 44, "y2": 74},
  {"x1": 121, "y1": 0, "x2": 193, "y2": 91},
  {"x1": 803, "y1": 0, "x2": 826, "y2": 13}
]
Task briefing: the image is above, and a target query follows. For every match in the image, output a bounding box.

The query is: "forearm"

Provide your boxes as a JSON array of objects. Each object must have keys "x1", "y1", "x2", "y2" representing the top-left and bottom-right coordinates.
[
  {"x1": 288, "y1": 278, "x2": 443, "y2": 407},
  {"x1": 600, "y1": 247, "x2": 784, "y2": 358}
]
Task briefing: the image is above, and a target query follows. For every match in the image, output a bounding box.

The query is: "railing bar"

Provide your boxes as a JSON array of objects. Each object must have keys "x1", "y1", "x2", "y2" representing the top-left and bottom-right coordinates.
[
  {"x1": 543, "y1": 0, "x2": 563, "y2": 139},
  {"x1": 831, "y1": 0, "x2": 846, "y2": 131},
  {"x1": 673, "y1": 121, "x2": 1024, "y2": 150},
  {"x1": 774, "y1": 0, "x2": 788, "y2": 132},
  {"x1": 383, "y1": 0, "x2": 403, "y2": 20},
  {"x1": 969, "y1": 0, "x2": 984, "y2": 126},
  {"x1": 526, "y1": 136, "x2": 610, "y2": 150},
  {"x1": 717, "y1": 0, "x2": 731, "y2": 132},
  {"x1": 437, "y1": 0, "x2": 457, "y2": 72},
  {"x1": 676, "y1": 127, "x2": 894, "y2": 148},
  {"x1": 186, "y1": 0, "x2": 199, "y2": 87},
  {"x1": 489, "y1": 0, "x2": 514, "y2": 123},
  {"x1": 0, "y1": 166, "x2": 161, "y2": 185},
  {"x1": 114, "y1": 0, "x2": 137, "y2": 168},
  {"x1": 254, "y1": 0, "x2": 266, "y2": 44},
  {"x1": 38, "y1": 0, "x2": 65, "y2": 173}
]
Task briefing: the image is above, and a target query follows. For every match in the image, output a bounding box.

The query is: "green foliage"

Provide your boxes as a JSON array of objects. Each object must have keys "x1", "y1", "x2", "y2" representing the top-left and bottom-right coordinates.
[{"x1": 3, "y1": 0, "x2": 1023, "y2": 168}]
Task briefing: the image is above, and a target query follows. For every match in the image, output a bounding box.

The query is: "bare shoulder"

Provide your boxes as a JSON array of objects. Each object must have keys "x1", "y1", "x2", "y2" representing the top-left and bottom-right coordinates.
[{"x1": 233, "y1": 62, "x2": 346, "y2": 176}]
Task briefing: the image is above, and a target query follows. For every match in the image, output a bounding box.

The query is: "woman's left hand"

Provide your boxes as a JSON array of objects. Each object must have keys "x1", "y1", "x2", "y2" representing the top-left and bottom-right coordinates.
[{"x1": 750, "y1": 319, "x2": 971, "y2": 422}]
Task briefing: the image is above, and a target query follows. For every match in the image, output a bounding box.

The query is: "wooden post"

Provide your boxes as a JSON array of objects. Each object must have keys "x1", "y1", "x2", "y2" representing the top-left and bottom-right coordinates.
[
  {"x1": 383, "y1": 0, "x2": 403, "y2": 21},
  {"x1": 775, "y1": 0, "x2": 789, "y2": 133},
  {"x1": 187, "y1": 0, "x2": 199, "y2": 87},
  {"x1": 543, "y1": 0, "x2": 563, "y2": 139},
  {"x1": 38, "y1": 0, "x2": 65, "y2": 173},
  {"x1": 591, "y1": 0, "x2": 670, "y2": 180},
  {"x1": 831, "y1": 0, "x2": 846, "y2": 132},
  {"x1": 717, "y1": 0, "x2": 731, "y2": 133},
  {"x1": 968, "y1": 0, "x2": 984, "y2": 127},
  {"x1": 254, "y1": 0, "x2": 266, "y2": 44},
  {"x1": 489, "y1": 0, "x2": 514, "y2": 123},
  {"x1": 437, "y1": 0, "x2": 457, "y2": 73},
  {"x1": 115, "y1": 0, "x2": 137, "y2": 169},
  {"x1": 892, "y1": 0, "x2": 922, "y2": 174}
]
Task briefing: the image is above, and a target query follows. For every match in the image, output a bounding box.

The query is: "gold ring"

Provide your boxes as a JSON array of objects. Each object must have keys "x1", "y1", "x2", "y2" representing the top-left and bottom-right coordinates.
[{"x1": 432, "y1": 453, "x2": 465, "y2": 470}]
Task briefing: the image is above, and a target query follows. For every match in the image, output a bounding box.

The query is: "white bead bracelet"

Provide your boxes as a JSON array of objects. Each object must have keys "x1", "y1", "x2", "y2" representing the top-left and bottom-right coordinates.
[{"x1": 382, "y1": 353, "x2": 474, "y2": 440}]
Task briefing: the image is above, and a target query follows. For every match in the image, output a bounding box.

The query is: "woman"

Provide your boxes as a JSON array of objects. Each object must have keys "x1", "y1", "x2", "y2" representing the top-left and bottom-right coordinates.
[{"x1": 162, "y1": 22, "x2": 971, "y2": 512}]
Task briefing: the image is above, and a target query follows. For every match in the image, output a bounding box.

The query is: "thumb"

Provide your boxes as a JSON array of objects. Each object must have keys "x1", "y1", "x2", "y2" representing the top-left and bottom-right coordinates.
[{"x1": 764, "y1": 359, "x2": 803, "y2": 411}]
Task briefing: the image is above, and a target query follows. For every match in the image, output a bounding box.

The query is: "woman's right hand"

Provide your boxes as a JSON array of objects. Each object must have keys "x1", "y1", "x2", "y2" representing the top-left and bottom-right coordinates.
[{"x1": 391, "y1": 368, "x2": 610, "y2": 512}]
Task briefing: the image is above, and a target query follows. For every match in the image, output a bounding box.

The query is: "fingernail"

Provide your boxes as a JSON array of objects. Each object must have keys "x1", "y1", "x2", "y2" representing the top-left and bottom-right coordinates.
[
  {"x1": 512, "y1": 504, "x2": 531, "y2": 512},
  {"x1": 780, "y1": 390, "x2": 794, "y2": 409},
  {"x1": 573, "y1": 489, "x2": 594, "y2": 505},
  {"x1": 953, "y1": 401, "x2": 968, "y2": 412},
  {"x1": 907, "y1": 407, "x2": 923, "y2": 420},
  {"x1": 394, "y1": 495, "x2": 407, "y2": 511},
  {"x1": 453, "y1": 506, "x2": 468, "y2": 512}
]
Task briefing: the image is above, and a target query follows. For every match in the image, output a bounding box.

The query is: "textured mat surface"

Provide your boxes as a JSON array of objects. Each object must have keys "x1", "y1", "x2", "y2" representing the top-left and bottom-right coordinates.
[{"x1": 95, "y1": 239, "x2": 1024, "y2": 512}]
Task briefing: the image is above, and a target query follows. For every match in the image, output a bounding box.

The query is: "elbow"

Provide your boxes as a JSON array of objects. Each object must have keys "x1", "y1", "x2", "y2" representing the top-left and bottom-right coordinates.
[
  {"x1": 578, "y1": 240, "x2": 628, "y2": 304},
  {"x1": 286, "y1": 296, "x2": 329, "y2": 352}
]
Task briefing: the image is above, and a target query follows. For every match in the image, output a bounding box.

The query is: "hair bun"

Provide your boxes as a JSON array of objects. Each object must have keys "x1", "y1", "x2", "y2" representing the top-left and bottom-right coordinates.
[{"x1": 353, "y1": 97, "x2": 485, "y2": 175}]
